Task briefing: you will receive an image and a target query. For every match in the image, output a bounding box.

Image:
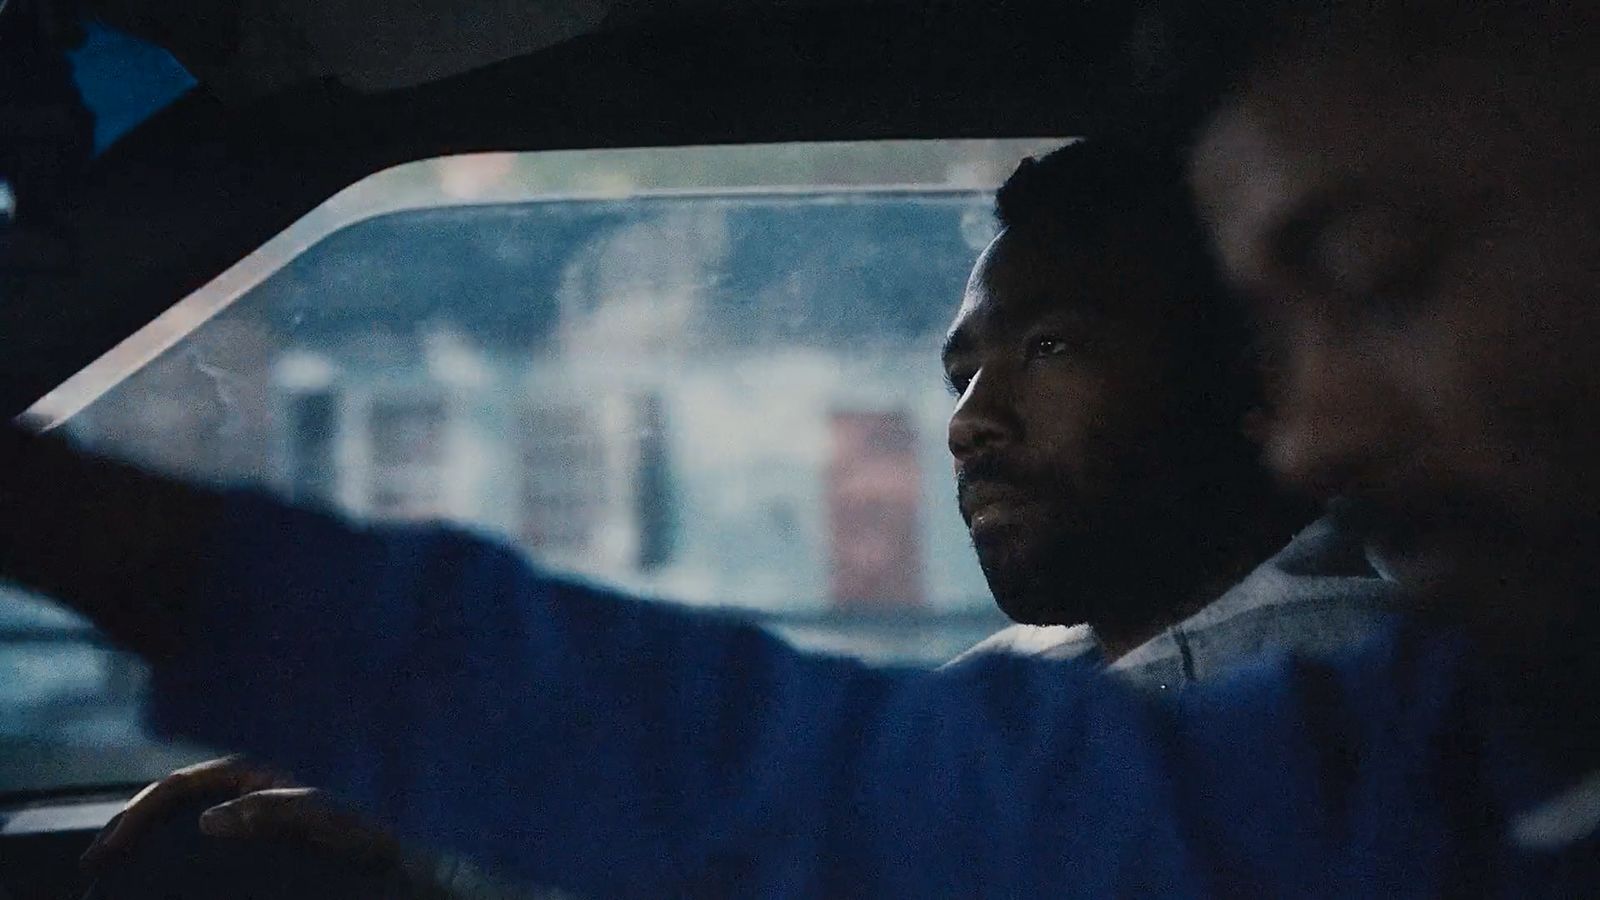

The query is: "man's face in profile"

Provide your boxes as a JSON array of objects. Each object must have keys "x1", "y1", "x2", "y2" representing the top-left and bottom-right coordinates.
[
  {"x1": 1191, "y1": 9, "x2": 1600, "y2": 642},
  {"x1": 942, "y1": 226, "x2": 1187, "y2": 625}
]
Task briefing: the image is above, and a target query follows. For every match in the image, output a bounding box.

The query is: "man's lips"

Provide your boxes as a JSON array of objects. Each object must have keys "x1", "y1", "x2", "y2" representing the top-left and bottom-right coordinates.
[
  {"x1": 1327, "y1": 493, "x2": 1508, "y2": 590},
  {"x1": 957, "y1": 479, "x2": 1033, "y2": 530},
  {"x1": 1361, "y1": 522, "x2": 1464, "y2": 590}
]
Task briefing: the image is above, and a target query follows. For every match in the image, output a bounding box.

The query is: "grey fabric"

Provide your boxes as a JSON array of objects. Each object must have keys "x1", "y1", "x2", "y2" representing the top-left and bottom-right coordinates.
[
  {"x1": 949, "y1": 515, "x2": 1400, "y2": 692},
  {"x1": 943, "y1": 622, "x2": 1101, "y2": 668}
]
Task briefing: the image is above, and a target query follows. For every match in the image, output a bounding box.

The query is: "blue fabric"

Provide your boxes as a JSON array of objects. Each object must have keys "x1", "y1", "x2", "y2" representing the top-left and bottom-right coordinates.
[
  {"x1": 68, "y1": 21, "x2": 194, "y2": 154},
  {"x1": 148, "y1": 494, "x2": 1599, "y2": 897}
]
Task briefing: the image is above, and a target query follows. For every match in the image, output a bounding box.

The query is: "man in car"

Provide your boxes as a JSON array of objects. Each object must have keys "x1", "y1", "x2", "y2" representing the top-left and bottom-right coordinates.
[
  {"x1": 77, "y1": 139, "x2": 1398, "y2": 892},
  {"x1": 944, "y1": 140, "x2": 1393, "y2": 678},
  {"x1": 4, "y1": 3, "x2": 1599, "y2": 887}
]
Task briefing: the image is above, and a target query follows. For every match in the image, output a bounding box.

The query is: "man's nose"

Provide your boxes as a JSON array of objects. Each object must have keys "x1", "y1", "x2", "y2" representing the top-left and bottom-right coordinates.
[
  {"x1": 1265, "y1": 336, "x2": 1402, "y2": 498},
  {"x1": 948, "y1": 369, "x2": 1019, "y2": 464}
]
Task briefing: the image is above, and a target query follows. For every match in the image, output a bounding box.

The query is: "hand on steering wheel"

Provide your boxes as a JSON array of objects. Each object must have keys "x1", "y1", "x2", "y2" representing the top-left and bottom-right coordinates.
[{"x1": 81, "y1": 756, "x2": 401, "y2": 870}]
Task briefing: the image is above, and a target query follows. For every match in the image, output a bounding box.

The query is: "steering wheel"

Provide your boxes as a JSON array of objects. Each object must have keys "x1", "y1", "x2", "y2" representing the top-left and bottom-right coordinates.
[{"x1": 81, "y1": 790, "x2": 426, "y2": 900}]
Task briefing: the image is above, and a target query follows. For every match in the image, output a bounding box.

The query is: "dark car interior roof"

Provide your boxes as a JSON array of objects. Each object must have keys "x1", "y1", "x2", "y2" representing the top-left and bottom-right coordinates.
[{"x1": 2, "y1": 0, "x2": 1276, "y2": 415}]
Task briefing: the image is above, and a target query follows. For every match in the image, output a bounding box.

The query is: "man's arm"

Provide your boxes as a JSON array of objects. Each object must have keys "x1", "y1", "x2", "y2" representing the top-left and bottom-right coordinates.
[
  {"x1": 0, "y1": 433, "x2": 1200, "y2": 896},
  {"x1": 0, "y1": 428, "x2": 221, "y2": 661}
]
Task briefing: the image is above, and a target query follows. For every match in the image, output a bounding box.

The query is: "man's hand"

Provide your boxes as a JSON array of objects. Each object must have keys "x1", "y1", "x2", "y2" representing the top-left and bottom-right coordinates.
[
  {"x1": 0, "y1": 425, "x2": 224, "y2": 660},
  {"x1": 82, "y1": 756, "x2": 401, "y2": 868}
]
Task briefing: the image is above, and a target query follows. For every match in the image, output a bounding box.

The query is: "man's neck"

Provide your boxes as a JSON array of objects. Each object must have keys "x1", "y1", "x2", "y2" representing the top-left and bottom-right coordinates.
[
  {"x1": 1090, "y1": 588, "x2": 1215, "y2": 663},
  {"x1": 1087, "y1": 535, "x2": 1279, "y2": 664}
]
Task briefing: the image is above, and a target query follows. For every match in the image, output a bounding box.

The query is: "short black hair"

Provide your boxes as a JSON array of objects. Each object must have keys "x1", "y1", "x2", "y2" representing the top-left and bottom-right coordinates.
[
  {"x1": 992, "y1": 139, "x2": 1239, "y2": 363},
  {"x1": 994, "y1": 139, "x2": 1198, "y2": 244}
]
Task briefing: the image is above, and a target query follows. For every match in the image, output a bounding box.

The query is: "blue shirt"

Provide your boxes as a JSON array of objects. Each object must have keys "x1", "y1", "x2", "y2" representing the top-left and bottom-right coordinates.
[{"x1": 147, "y1": 495, "x2": 1600, "y2": 897}]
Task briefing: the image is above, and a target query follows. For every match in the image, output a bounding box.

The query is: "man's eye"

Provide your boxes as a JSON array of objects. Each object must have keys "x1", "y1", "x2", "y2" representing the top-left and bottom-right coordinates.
[
  {"x1": 1308, "y1": 203, "x2": 1452, "y2": 326},
  {"x1": 945, "y1": 370, "x2": 973, "y2": 397},
  {"x1": 1361, "y1": 288, "x2": 1418, "y2": 327},
  {"x1": 1027, "y1": 336, "x2": 1072, "y2": 359},
  {"x1": 1354, "y1": 254, "x2": 1445, "y2": 327}
]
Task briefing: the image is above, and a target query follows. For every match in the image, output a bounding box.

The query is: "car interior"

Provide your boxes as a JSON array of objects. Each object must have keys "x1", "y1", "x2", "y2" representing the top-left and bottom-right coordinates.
[{"x1": 1, "y1": 0, "x2": 1273, "y2": 896}]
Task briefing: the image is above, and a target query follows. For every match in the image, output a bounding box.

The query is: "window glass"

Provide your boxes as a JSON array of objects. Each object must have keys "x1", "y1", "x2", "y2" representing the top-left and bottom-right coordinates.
[{"x1": 1, "y1": 139, "x2": 1059, "y2": 794}]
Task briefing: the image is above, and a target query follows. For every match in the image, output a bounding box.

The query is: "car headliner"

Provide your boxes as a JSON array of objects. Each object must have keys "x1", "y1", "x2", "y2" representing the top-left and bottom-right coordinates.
[{"x1": 3, "y1": 0, "x2": 1277, "y2": 416}]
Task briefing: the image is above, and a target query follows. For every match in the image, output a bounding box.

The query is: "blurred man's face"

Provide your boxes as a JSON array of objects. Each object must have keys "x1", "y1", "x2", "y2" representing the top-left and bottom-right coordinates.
[
  {"x1": 1191, "y1": 26, "x2": 1600, "y2": 642},
  {"x1": 943, "y1": 226, "x2": 1191, "y2": 626}
]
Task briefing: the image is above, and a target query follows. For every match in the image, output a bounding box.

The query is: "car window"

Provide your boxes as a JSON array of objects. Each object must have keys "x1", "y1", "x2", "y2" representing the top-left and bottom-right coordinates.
[{"x1": 1, "y1": 139, "x2": 1059, "y2": 795}]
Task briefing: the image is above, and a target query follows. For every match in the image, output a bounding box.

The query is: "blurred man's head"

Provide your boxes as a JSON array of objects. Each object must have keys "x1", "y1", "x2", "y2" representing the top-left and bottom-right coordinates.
[
  {"x1": 944, "y1": 142, "x2": 1296, "y2": 649},
  {"x1": 1191, "y1": 1, "x2": 1600, "y2": 651}
]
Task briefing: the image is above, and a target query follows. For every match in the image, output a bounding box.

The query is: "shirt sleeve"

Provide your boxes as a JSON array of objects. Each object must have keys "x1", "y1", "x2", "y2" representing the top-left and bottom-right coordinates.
[{"x1": 146, "y1": 493, "x2": 1206, "y2": 898}]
